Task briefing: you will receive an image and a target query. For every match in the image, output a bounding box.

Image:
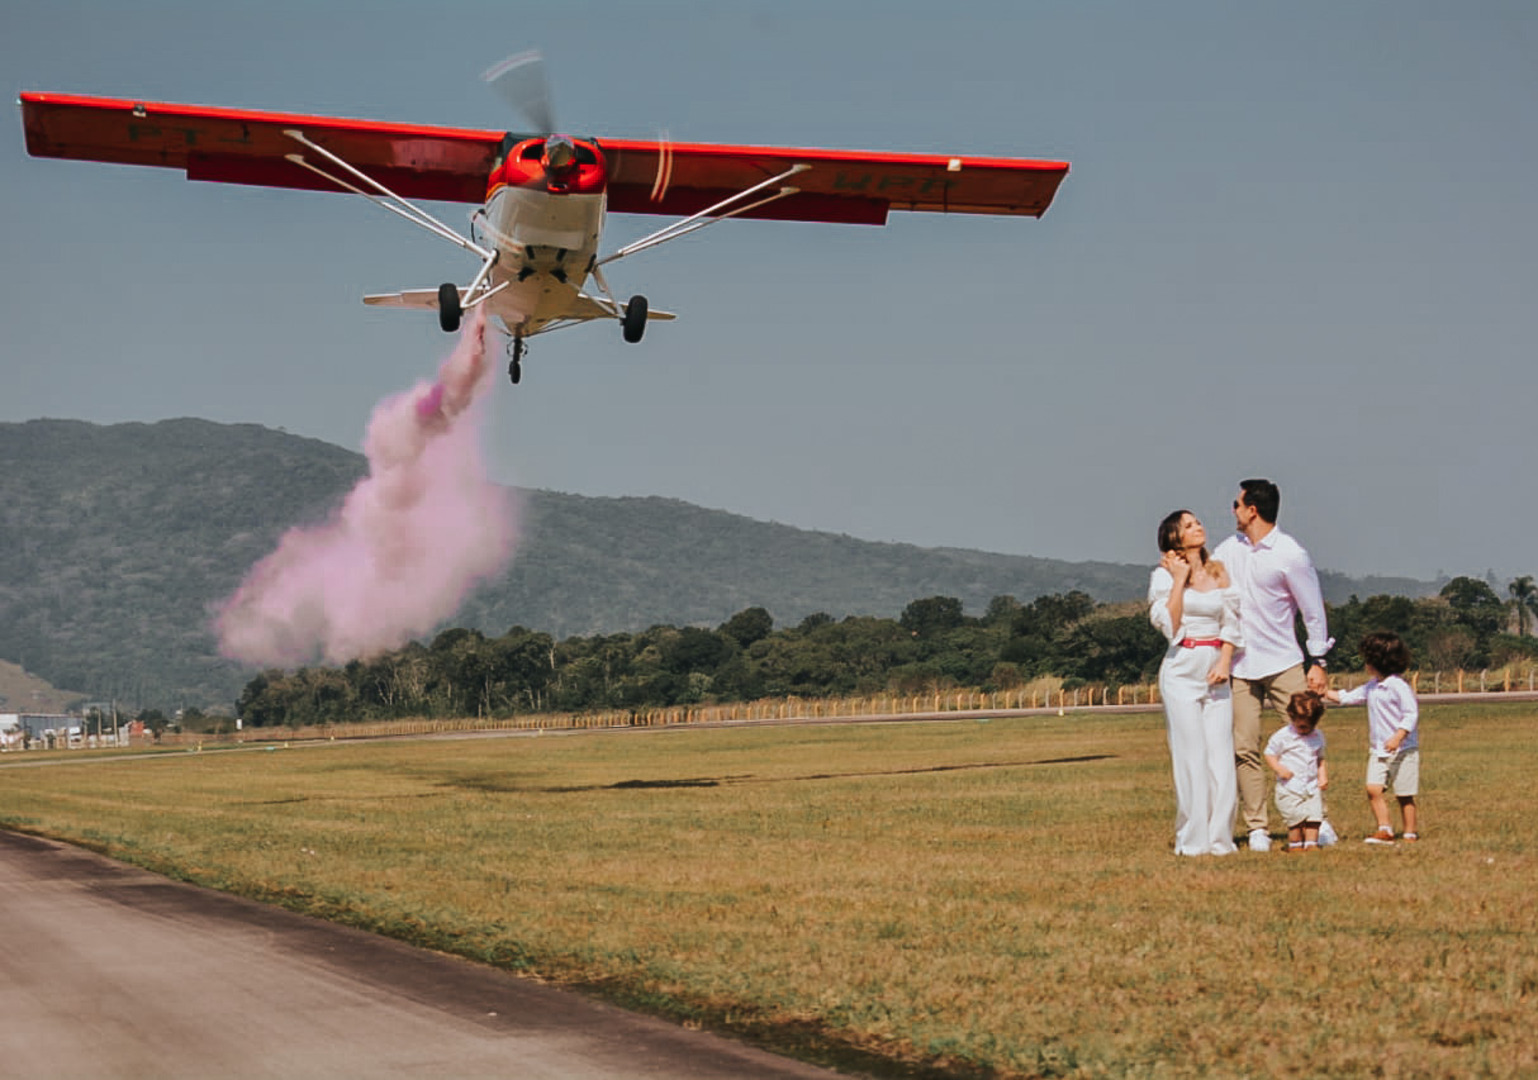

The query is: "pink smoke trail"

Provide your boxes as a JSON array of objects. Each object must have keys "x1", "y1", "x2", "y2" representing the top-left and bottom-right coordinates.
[{"x1": 215, "y1": 307, "x2": 518, "y2": 667}]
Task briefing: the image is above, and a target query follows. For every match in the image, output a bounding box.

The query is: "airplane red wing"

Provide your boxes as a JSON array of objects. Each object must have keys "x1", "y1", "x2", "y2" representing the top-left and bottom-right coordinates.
[
  {"x1": 20, "y1": 92, "x2": 501, "y2": 203},
  {"x1": 601, "y1": 139, "x2": 1068, "y2": 225},
  {"x1": 20, "y1": 92, "x2": 1068, "y2": 224}
]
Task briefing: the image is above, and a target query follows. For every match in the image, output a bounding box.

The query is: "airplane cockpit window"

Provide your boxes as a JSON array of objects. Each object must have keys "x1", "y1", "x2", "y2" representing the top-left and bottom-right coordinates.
[
  {"x1": 518, "y1": 140, "x2": 599, "y2": 165},
  {"x1": 493, "y1": 132, "x2": 521, "y2": 172}
]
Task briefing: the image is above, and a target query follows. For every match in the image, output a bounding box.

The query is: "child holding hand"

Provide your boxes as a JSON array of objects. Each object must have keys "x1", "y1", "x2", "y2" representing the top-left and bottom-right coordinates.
[
  {"x1": 1265, "y1": 692, "x2": 1329, "y2": 852},
  {"x1": 1325, "y1": 631, "x2": 1420, "y2": 844}
]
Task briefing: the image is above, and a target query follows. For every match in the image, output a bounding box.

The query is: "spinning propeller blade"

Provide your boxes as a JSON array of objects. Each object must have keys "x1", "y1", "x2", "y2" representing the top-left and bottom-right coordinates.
[
  {"x1": 650, "y1": 127, "x2": 674, "y2": 203},
  {"x1": 482, "y1": 50, "x2": 556, "y2": 135}
]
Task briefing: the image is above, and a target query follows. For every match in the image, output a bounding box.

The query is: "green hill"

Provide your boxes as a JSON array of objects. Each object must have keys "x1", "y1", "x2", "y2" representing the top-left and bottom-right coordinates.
[{"x1": 0, "y1": 419, "x2": 1437, "y2": 710}]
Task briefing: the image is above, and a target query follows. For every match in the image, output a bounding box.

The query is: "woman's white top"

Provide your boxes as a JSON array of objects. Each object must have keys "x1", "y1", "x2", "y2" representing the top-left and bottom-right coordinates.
[{"x1": 1148, "y1": 567, "x2": 1244, "y2": 649}]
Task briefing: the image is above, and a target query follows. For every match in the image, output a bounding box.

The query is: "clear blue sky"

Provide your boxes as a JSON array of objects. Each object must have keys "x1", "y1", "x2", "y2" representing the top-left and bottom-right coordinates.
[{"x1": 4, "y1": 1, "x2": 1534, "y2": 584}]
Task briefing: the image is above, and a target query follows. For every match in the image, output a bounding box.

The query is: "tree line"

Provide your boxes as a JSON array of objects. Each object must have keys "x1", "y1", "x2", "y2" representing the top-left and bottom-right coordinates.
[{"x1": 228, "y1": 576, "x2": 1538, "y2": 730}]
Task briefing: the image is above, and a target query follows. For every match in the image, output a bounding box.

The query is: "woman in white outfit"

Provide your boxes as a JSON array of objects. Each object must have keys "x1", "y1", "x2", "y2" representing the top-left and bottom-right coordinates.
[{"x1": 1149, "y1": 510, "x2": 1242, "y2": 856}]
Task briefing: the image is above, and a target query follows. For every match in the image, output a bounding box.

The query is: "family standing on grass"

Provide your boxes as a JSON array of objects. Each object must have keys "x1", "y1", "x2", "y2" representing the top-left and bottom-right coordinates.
[{"x1": 1149, "y1": 479, "x2": 1422, "y2": 856}]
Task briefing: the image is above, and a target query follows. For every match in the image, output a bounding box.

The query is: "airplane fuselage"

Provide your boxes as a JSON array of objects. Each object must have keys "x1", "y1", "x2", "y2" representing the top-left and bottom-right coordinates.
[
  {"x1": 476, "y1": 135, "x2": 608, "y2": 337},
  {"x1": 480, "y1": 186, "x2": 604, "y2": 329}
]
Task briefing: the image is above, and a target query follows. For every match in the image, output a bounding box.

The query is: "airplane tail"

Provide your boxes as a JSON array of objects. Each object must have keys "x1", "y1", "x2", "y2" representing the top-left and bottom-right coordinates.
[
  {"x1": 363, "y1": 289, "x2": 676, "y2": 324},
  {"x1": 363, "y1": 288, "x2": 464, "y2": 311}
]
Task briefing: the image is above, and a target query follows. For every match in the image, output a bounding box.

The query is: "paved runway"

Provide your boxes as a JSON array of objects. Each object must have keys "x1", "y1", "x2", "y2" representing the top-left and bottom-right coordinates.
[{"x1": 0, "y1": 830, "x2": 847, "y2": 1079}]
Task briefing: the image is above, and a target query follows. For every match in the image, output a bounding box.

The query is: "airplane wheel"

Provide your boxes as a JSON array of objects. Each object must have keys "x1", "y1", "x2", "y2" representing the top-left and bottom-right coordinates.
[
  {"x1": 508, "y1": 359, "x2": 522, "y2": 385},
  {"x1": 438, "y1": 283, "x2": 462, "y2": 333},
  {"x1": 622, "y1": 294, "x2": 648, "y2": 343}
]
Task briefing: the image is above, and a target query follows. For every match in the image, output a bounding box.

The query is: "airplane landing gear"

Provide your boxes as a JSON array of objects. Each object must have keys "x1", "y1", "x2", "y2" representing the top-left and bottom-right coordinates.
[
  {"x1": 622, "y1": 295, "x2": 648, "y2": 343},
  {"x1": 507, "y1": 336, "x2": 525, "y2": 384},
  {"x1": 438, "y1": 283, "x2": 462, "y2": 333}
]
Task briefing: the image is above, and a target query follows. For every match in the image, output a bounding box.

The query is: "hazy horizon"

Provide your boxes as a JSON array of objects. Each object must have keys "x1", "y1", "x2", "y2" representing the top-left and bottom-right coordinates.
[
  {"x1": 2, "y1": 413, "x2": 1477, "y2": 590},
  {"x1": 5, "y1": 1, "x2": 1534, "y2": 583}
]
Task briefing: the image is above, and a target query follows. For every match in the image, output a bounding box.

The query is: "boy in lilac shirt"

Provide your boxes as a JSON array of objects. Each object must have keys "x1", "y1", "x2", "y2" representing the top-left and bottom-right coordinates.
[{"x1": 1326, "y1": 631, "x2": 1420, "y2": 844}]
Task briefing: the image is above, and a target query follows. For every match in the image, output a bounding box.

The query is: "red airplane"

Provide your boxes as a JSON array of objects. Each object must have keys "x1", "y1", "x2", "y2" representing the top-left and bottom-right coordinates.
[{"x1": 19, "y1": 61, "x2": 1067, "y2": 385}]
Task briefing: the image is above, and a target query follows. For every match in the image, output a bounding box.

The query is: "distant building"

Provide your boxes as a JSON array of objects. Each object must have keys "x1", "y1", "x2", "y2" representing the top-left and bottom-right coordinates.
[{"x1": 3, "y1": 713, "x2": 88, "y2": 748}]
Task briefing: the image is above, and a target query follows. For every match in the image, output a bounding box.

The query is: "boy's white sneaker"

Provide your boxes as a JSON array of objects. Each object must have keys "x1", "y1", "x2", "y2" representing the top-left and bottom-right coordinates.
[
  {"x1": 1248, "y1": 829, "x2": 1271, "y2": 852},
  {"x1": 1364, "y1": 829, "x2": 1396, "y2": 845}
]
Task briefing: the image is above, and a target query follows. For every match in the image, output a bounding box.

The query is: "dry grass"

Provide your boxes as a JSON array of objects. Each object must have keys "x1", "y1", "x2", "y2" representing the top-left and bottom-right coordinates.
[{"x1": 1, "y1": 703, "x2": 1534, "y2": 1078}]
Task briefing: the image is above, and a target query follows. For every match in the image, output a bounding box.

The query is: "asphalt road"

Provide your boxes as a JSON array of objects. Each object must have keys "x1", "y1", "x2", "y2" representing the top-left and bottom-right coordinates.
[{"x1": 0, "y1": 830, "x2": 848, "y2": 1080}]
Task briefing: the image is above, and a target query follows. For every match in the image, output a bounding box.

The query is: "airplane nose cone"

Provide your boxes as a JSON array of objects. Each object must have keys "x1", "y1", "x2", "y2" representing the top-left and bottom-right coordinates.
[{"x1": 542, "y1": 134, "x2": 576, "y2": 173}]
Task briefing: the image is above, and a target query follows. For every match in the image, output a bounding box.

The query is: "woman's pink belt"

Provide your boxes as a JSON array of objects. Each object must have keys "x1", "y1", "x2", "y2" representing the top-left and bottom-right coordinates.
[{"x1": 1179, "y1": 637, "x2": 1224, "y2": 648}]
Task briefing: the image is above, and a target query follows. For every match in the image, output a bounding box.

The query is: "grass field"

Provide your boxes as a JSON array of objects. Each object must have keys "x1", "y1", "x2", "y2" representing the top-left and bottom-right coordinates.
[{"x1": 2, "y1": 703, "x2": 1534, "y2": 1078}]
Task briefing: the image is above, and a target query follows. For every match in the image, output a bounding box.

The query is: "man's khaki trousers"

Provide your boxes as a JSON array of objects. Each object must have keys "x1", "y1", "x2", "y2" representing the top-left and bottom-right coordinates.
[{"x1": 1232, "y1": 664, "x2": 1307, "y2": 834}]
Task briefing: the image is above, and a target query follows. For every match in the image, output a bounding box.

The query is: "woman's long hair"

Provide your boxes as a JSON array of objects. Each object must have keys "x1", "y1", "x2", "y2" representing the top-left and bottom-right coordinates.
[{"x1": 1157, "y1": 508, "x2": 1210, "y2": 568}]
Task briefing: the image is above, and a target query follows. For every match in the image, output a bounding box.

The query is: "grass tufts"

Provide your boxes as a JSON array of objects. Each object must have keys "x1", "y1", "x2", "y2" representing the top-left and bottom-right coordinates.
[{"x1": 1, "y1": 704, "x2": 1535, "y2": 1076}]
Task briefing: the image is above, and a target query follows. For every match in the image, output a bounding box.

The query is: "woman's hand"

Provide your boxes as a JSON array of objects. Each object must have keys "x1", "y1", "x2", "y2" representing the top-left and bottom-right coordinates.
[
  {"x1": 1160, "y1": 551, "x2": 1190, "y2": 586},
  {"x1": 1206, "y1": 655, "x2": 1230, "y2": 686}
]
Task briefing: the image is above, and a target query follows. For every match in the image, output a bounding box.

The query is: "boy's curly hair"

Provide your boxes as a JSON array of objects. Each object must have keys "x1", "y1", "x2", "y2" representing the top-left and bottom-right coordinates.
[
  {"x1": 1286, "y1": 691, "x2": 1325, "y2": 727},
  {"x1": 1360, "y1": 631, "x2": 1412, "y2": 676}
]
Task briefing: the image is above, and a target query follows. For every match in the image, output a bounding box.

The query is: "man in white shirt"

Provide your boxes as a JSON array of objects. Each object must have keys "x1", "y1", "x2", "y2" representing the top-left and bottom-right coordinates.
[{"x1": 1212, "y1": 479, "x2": 1334, "y2": 853}]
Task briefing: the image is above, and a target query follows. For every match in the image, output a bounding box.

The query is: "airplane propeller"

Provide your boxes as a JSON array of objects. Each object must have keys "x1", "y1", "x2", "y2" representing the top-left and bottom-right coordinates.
[
  {"x1": 482, "y1": 50, "x2": 556, "y2": 136},
  {"x1": 483, "y1": 50, "x2": 579, "y2": 189}
]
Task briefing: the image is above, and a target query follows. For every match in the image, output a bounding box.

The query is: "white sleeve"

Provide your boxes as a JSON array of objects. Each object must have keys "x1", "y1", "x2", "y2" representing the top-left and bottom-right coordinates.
[
  {"x1": 1335, "y1": 684, "x2": 1369, "y2": 707},
  {"x1": 1219, "y1": 586, "x2": 1244, "y2": 648},
  {"x1": 1148, "y1": 567, "x2": 1177, "y2": 643},
  {"x1": 1285, "y1": 542, "x2": 1334, "y2": 660},
  {"x1": 1392, "y1": 681, "x2": 1420, "y2": 733}
]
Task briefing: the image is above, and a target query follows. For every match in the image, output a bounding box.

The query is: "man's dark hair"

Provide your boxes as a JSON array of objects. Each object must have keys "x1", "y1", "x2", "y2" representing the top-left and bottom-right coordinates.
[
  {"x1": 1360, "y1": 631, "x2": 1412, "y2": 677},
  {"x1": 1238, "y1": 478, "x2": 1280, "y2": 524}
]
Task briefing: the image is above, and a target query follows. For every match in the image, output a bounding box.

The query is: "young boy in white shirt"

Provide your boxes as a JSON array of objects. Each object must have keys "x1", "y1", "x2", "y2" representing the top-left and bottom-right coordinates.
[
  {"x1": 1264, "y1": 692, "x2": 1329, "y2": 852},
  {"x1": 1325, "y1": 631, "x2": 1420, "y2": 844}
]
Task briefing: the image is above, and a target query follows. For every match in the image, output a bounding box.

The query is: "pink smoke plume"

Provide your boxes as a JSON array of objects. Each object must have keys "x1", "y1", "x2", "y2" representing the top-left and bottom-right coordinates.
[{"x1": 215, "y1": 306, "x2": 518, "y2": 667}]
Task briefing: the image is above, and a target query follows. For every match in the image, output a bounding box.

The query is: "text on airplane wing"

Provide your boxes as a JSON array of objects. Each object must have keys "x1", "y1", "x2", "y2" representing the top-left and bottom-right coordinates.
[{"x1": 19, "y1": 93, "x2": 1068, "y2": 223}]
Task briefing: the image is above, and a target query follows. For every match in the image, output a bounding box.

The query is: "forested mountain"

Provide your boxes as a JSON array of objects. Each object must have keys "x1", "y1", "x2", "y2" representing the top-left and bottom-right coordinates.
[{"x1": 0, "y1": 419, "x2": 1437, "y2": 710}]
